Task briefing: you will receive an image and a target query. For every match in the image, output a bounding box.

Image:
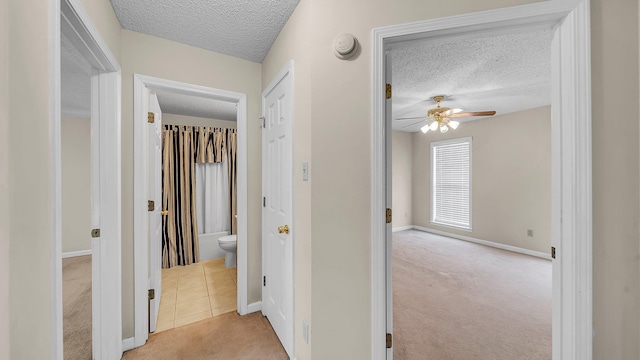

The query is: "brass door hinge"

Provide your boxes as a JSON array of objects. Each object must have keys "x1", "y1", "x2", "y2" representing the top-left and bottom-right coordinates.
[
  {"x1": 386, "y1": 208, "x2": 392, "y2": 224},
  {"x1": 148, "y1": 200, "x2": 155, "y2": 212},
  {"x1": 91, "y1": 229, "x2": 100, "y2": 238},
  {"x1": 551, "y1": 246, "x2": 556, "y2": 259},
  {"x1": 148, "y1": 289, "x2": 155, "y2": 300},
  {"x1": 386, "y1": 333, "x2": 393, "y2": 348},
  {"x1": 385, "y1": 84, "x2": 392, "y2": 99},
  {"x1": 148, "y1": 112, "x2": 155, "y2": 123}
]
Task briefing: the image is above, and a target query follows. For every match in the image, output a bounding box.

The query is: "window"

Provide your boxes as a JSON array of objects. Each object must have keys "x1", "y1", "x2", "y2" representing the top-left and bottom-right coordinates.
[{"x1": 431, "y1": 137, "x2": 472, "y2": 230}]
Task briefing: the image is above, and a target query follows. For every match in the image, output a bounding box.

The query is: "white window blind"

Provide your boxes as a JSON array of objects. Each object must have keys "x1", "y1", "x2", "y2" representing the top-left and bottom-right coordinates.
[{"x1": 431, "y1": 138, "x2": 472, "y2": 230}]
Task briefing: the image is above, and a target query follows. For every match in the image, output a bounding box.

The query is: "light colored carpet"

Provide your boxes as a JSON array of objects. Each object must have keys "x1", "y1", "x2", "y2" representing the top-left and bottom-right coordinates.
[
  {"x1": 393, "y1": 230, "x2": 551, "y2": 360},
  {"x1": 122, "y1": 312, "x2": 288, "y2": 360},
  {"x1": 62, "y1": 255, "x2": 92, "y2": 360}
]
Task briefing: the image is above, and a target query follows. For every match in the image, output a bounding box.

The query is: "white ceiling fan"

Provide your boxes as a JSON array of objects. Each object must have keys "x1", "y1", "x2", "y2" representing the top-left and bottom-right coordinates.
[{"x1": 396, "y1": 95, "x2": 497, "y2": 133}]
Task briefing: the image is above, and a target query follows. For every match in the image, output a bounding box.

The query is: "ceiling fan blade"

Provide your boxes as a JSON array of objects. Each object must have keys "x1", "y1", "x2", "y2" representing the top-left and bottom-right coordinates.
[
  {"x1": 395, "y1": 116, "x2": 429, "y2": 121},
  {"x1": 449, "y1": 111, "x2": 496, "y2": 118},
  {"x1": 401, "y1": 120, "x2": 426, "y2": 129},
  {"x1": 442, "y1": 108, "x2": 463, "y2": 116}
]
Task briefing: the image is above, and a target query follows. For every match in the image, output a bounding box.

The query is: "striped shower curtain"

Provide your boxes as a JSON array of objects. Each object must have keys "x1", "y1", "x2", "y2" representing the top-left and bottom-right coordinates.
[
  {"x1": 162, "y1": 126, "x2": 199, "y2": 268},
  {"x1": 162, "y1": 125, "x2": 238, "y2": 268}
]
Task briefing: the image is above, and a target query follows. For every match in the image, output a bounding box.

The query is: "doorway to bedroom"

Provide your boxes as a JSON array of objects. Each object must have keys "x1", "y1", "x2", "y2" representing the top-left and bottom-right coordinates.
[{"x1": 388, "y1": 28, "x2": 554, "y2": 359}]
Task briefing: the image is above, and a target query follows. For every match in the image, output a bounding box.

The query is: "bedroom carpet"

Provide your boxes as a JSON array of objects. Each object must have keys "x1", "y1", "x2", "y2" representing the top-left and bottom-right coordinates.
[
  {"x1": 393, "y1": 230, "x2": 551, "y2": 360},
  {"x1": 62, "y1": 255, "x2": 92, "y2": 360},
  {"x1": 122, "y1": 312, "x2": 288, "y2": 360}
]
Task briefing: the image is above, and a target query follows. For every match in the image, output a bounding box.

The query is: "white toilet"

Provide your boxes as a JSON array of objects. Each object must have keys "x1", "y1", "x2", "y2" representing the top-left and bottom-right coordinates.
[{"x1": 218, "y1": 234, "x2": 237, "y2": 268}]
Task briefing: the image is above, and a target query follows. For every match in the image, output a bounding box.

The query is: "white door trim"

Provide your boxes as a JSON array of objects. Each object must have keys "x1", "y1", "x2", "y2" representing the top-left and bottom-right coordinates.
[
  {"x1": 261, "y1": 59, "x2": 295, "y2": 358},
  {"x1": 133, "y1": 74, "x2": 249, "y2": 347},
  {"x1": 371, "y1": 1, "x2": 592, "y2": 359},
  {"x1": 51, "y1": 0, "x2": 122, "y2": 359}
]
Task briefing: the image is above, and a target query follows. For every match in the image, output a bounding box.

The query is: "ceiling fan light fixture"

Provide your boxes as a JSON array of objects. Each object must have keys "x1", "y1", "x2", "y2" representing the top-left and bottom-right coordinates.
[
  {"x1": 449, "y1": 120, "x2": 459, "y2": 129},
  {"x1": 420, "y1": 124, "x2": 430, "y2": 133},
  {"x1": 440, "y1": 124, "x2": 449, "y2": 133},
  {"x1": 429, "y1": 121, "x2": 439, "y2": 131}
]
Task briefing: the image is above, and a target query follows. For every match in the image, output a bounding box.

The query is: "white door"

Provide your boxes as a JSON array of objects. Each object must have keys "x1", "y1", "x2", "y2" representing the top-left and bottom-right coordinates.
[
  {"x1": 148, "y1": 90, "x2": 163, "y2": 332},
  {"x1": 90, "y1": 73, "x2": 102, "y2": 358},
  {"x1": 385, "y1": 54, "x2": 394, "y2": 359},
  {"x1": 262, "y1": 66, "x2": 294, "y2": 358}
]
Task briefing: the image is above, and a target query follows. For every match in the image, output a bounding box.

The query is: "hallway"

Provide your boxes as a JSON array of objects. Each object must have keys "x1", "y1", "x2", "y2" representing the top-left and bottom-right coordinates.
[{"x1": 122, "y1": 311, "x2": 287, "y2": 360}]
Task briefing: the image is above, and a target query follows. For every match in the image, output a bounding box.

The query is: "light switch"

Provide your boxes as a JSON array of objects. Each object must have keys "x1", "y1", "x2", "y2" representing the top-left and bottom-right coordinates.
[{"x1": 302, "y1": 161, "x2": 309, "y2": 181}]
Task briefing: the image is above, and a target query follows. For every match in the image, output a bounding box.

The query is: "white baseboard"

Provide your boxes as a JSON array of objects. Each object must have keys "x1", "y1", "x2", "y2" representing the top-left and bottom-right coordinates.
[
  {"x1": 62, "y1": 249, "x2": 92, "y2": 258},
  {"x1": 411, "y1": 225, "x2": 552, "y2": 260},
  {"x1": 247, "y1": 301, "x2": 262, "y2": 314},
  {"x1": 392, "y1": 225, "x2": 413, "y2": 233},
  {"x1": 122, "y1": 337, "x2": 135, "y2": 352}
]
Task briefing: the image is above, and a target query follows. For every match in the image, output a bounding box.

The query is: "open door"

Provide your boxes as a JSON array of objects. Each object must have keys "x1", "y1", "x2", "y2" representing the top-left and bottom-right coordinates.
[
  {"x1": 148, "y1": 90, "x2": 163, "y2": 332},
  {"x1": 262, "y1": 63, "x2": 294, "y2": 358},
  {"x1": 385, "y1": 54, "x2": 394, "y2": 359}
]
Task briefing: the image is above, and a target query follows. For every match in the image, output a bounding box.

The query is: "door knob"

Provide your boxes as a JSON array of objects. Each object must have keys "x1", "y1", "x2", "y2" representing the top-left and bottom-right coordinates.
[
  {"x1": 278, "y1": 225, "x2": 290, "y2": 234},
  {"x1": 161, "y1": 210, "x2": 168, "y2": 216}
]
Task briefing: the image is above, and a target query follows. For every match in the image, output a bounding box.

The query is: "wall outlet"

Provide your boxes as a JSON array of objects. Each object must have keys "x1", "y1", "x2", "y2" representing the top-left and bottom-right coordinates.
[
  {"x1": 527, "y1": 229, "x2": 534, "y2": 237},
  {"x1": 302, "y1": 319, "x2": 310, "y2": 343}
]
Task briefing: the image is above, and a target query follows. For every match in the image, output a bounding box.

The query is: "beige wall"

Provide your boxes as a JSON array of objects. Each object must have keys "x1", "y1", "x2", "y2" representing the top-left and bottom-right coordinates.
[
  {"x1": 61, "y1": 117, "x2": 92, "y2": 253},
  {"x1": 592, "y1": 0, "x2": 640, "y2": 358},
  {"x1": 163, "y1": 113, "x2": 237, "y2": 129},
  {"x1": 0, "y1": 0, "x2": 9, "y2": 356},
  {"x1": 4, "y1": 0, "x2": 640, "y2": 358},
  {"x1": 307, "y1": 0, "x2": 542, "y2": 358},
  {"x1": 261, "y1": 1, "x2": 313, "y2": 357},
  {"x1": 8, "y1": 0, "x2": 54, "y2": 357},
  {"x1": 263, "y1": 0, "x2": 640, "y2": 358},
  {"x1": 120, "y1": 29, "x2": 263, "y2": 338},
  {"x1": 78, "y1": 0, "x2": 121, "y2": 61},
  {"x1": 392, "y1": 131, "x2": 413, "y2": 228},
  {"x1": 412, "y1": 107, "x2": 551, "y2": 253}
]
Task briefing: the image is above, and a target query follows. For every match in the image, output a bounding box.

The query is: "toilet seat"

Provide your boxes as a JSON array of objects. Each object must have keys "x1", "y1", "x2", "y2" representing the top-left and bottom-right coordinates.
[{"x1": 219, "y1": 234, "x2": 236, "y2": 244}]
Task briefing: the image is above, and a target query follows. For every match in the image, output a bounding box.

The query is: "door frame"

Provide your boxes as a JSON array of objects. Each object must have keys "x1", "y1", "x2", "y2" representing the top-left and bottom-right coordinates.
[
  {"x1": 371, "y1": 1, "x2": 592, "y2": 359},
  {"x1": 132, "y1": 74, "x2": 249, "y2": 347},
  {"x1": 261, "y1": 60, "x2": 296, "y2": 358},
  {"x1": 50, "y1": 0, "x2": 123, "y2": 359}
]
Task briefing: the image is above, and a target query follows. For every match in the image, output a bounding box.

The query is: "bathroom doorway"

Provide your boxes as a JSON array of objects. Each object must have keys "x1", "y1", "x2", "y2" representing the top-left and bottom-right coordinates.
[
  {"x1": 132, "y1": 75, "x2": 250, "y2": 347},
  {"x1": 151, "y1": 89, "x2": 239, "y2": 332}
]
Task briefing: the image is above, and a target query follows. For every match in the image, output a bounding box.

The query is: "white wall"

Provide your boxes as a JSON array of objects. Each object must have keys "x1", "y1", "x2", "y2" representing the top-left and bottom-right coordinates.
[
  {"x1": 412, "y1": 107, "x2": 551, "y2": 253},
  {"x1": 162, "y1": 113, "x2": 237, "y2": 129},
  {"x1": 61, "y1": 117, "x2": 92, "y2": 254},
  {"x1": 392, "y1": 131, "x2": 413, "y2": 228},
  {"x1": 120, "y1": 29, "x2": 262, "y2": 338}
]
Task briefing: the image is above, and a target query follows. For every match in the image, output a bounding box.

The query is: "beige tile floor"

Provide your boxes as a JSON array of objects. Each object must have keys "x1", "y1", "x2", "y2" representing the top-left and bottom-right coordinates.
[{"x1": 156, "y1": 258, "x2": 237, "y2": 333}]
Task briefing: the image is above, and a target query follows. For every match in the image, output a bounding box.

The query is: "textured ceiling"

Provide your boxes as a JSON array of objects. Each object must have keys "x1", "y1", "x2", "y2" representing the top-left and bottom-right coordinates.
[
  {"x1": 391, "y1": 29, "x2": 552, "y2": 132},
  {"x1": 109, "y1": 0, "x2": 300, "y2": 63},
  {"x1": 61, "y1": 32, "x2": 92, "y2": 118},
  {"x1": 155, "y1": 90, "x2": 237, "y2": 121}
]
